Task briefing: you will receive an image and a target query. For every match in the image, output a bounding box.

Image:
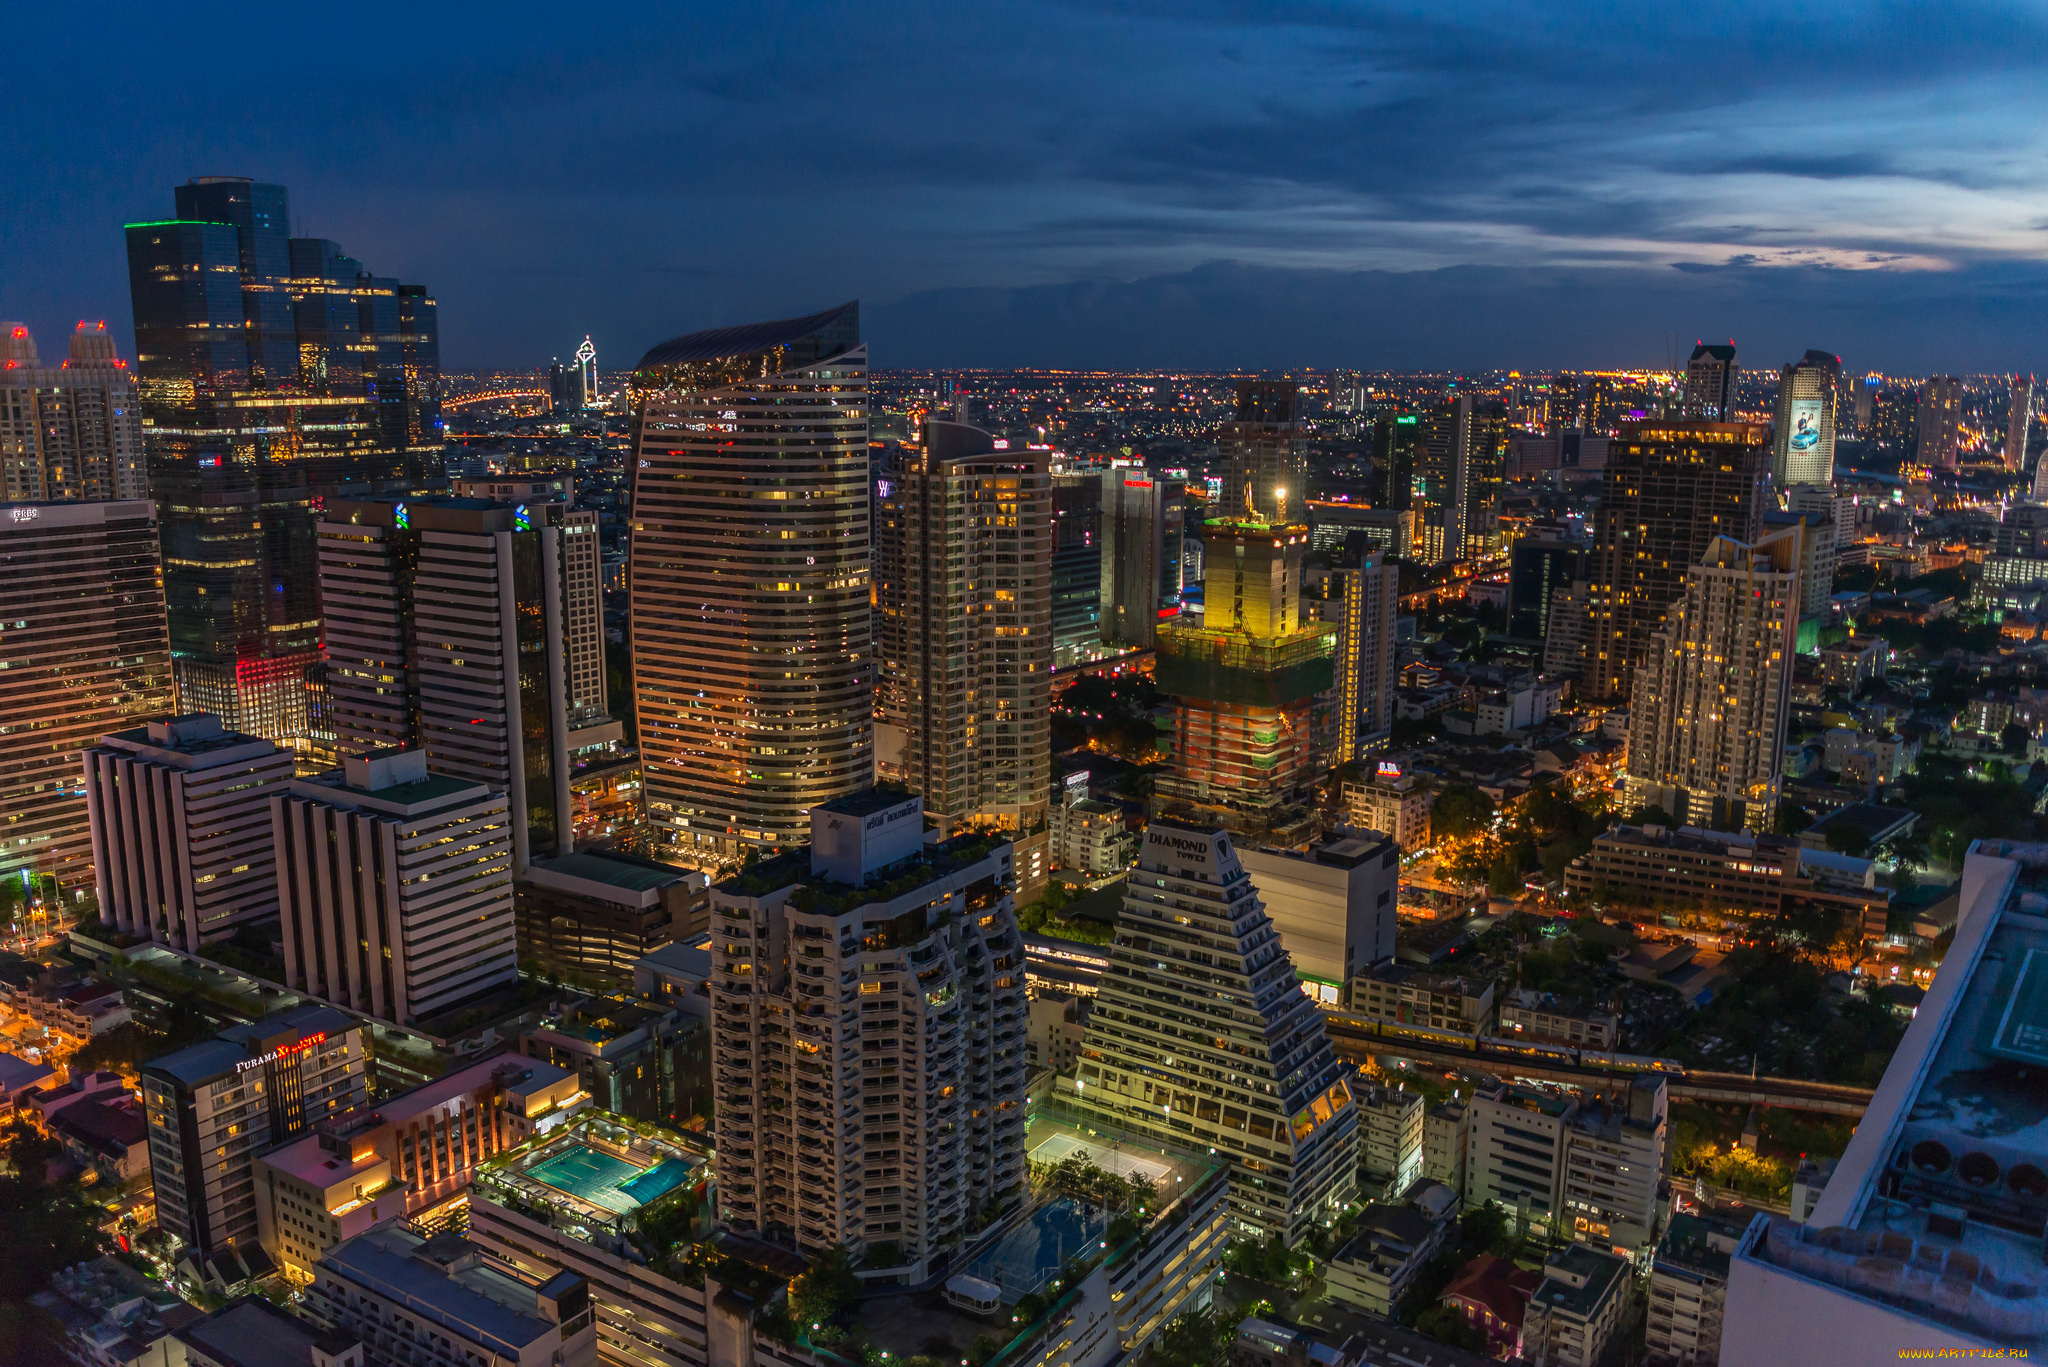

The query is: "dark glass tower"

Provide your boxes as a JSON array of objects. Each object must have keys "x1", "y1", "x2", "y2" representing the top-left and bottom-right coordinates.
[{"x1": 125, "y1": 177, "x2": 443, "y2": 744}]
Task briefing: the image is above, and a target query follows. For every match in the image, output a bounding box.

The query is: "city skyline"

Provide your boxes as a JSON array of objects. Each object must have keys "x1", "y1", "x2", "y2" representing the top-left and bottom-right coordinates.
[{"x1": 6, "y1": 5, "x2": 2048, "y2": 371}]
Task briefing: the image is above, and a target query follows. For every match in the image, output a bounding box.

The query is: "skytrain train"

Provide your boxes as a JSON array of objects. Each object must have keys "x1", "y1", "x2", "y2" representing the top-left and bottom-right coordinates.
[{"x1": 1322, "y1": 1009, "x2": 1688, "y2": 1078}]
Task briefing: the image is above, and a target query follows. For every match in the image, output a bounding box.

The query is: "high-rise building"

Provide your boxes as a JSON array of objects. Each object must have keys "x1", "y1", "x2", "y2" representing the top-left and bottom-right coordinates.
[
  {"x1": 1237, "y1": 826, "x2": 1399, "y2": 1004},
  {"x1": 272, "y1": 748, "x2": 517, "y2": 1027},
  {"x1": 0, "y1": 499, "x2": 172, "y2": 890},
  {"x1": 1685, "y1": 343, "x2": 1739, "y2": 421},
  {"x1": 1917, "y1": 375, "x2": 1963, "y2": 470},
  {"x1": 1375, "y1": 412, "x2": 1424, "y2": 508},
  {"x1": 1063, "y1": 820, "x2": 1358, "y2": 1242},
  {"x1": 318, "y1": 494, "x2": 602, "y2": 870},
  {"x1": 1584, "y1": 374, "x2": 1621, "y2": 434},
  {"x1": 1723, "y1": 839, "x2": 2048, "y2": 1366},
  {"x1": 1051, "y1": 469, "x2": 1105, "y2": 666},
  {"x1": 626, "y1": 302, "x2": 871, "y2": 871},
  {"x1": 1331, "y1": 553, "x2": 1398, "y2": 762},
  {"x1": 1577, "y1": 421, "x2": 1769, "y2": 701},
  {"x1": 709, "y1": 790, "x2": 1029, "y2": 1277},
  {"x1": 874, "y1": 418, "x2": 1052, "y2": 899},
  {"x1": 1220, "y1": 380, "x2": 1310, "y2": 522},
  {"x1": 1872, "y1": 384, "x2": 1918, "y2": 455},
  {"x1": 2010, "y1": 375, "x2": 2034, "y2": 473},
  {"x1": 1507, "y1": 537, "x2": 1590, "y2": 642},
  {"x1": 1414, "y1": 396, "x2": 1507, "y2": 565},
  {"x1": 124, "y1": 176, "x2": 441, "y2": 743},
  {"x1": 1155, "y1": 516, "x2": 1333, "y2": 840},
  {"x1": 1100, "y1": 468, "x2": 1184, "y2": 649},
  {"x1": 1546, "y1": 373, "x2": 1582, "y2": 434},
  {"x1": 547, "y1": 359, "x2": 575, "y2": 414},
  {"x1": 1625, "y1": 523, "x2": 1804, "y2": 831},
  {"x1": 451, "y1": 475, "x2": 607, "y2": 722},
  {"x1": 84, "y1": 714, "x2": 294, "y2": 954},
  {"x1": 1772, "y1": 350, "x2": 1842, "y2": 489},
  {"x1": 0, "y1": 321, "x2": 147, "y2": 502},
  {"x1": 142, "y1": 1003, "x2": 367, "y2": 1261}
]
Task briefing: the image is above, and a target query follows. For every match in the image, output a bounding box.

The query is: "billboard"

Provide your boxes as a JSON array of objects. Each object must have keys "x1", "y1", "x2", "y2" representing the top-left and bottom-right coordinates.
[{"x1": 1787, "y1": 397, "x2": 1824, "y2": 453}]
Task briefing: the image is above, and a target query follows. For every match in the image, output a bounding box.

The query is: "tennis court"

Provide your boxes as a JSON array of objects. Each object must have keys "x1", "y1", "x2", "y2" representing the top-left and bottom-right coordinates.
[{"x1": 1028, "y1": 1132, "x2": 1174, "y2": 1186}]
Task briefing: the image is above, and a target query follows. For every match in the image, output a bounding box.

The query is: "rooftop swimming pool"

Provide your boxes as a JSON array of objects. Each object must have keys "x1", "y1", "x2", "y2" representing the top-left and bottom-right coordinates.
[{"x1": 524, "y1": 1143, "x2": 696, "y2": 1214}]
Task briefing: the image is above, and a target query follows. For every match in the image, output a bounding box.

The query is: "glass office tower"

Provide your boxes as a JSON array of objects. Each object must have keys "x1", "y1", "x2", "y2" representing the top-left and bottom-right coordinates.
[{"x1": 124, "y1": 177, "x2": 443, "y2": 746}]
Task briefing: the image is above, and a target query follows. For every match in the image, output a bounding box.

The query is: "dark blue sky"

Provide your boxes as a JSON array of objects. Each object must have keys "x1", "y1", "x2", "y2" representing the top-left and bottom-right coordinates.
[{"x1": 5, "y1": 2, "x2": 2044, "y2": 373}]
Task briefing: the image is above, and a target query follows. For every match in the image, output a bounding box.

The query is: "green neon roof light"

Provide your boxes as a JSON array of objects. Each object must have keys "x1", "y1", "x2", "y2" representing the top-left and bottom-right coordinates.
[{"x1": 122, "y1": 219, "x2": 232, "y2": 230}]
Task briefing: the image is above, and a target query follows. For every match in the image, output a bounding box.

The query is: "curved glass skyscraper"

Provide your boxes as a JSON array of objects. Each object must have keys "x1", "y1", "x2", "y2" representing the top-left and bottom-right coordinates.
[{"x1": 627, "y1": 302, "x2": 871, "y2": 869}]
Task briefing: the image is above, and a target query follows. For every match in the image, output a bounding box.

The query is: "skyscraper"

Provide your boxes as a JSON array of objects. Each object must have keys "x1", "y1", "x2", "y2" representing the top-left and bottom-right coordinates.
[
  {"x1": 875, "y1": 418, "x2": 1052, "y2": 899},
  {"x1": 1625, "y1": 522, "x2": 1804, "y2": 831},
  {"x1": 1050, "y1": 469, "x2": 1104, "y2": 667},
  {"x1": 2009, "y1": 376, "x2": 2034, "y2": 473},
  {"x1": 1414, "y1": 395, "x2": 1506, "y2": 565},
  {"x1": 1684, "y1": 343, "x2": 1739, "y2": 421},
  {"x1": 1220, "y1": 380, "x2": 1309, "y2": 522},
  {"x1": 709, "y1": 792, "x2": 1028, "y2": 1276},
  {"x1": 1064, "y1": 820, "x2": 1358, "y2": 1242},
  {"x1": 124, "y1": 176, "x2": 441, "y2": 743},
  {"x1": 1100, "y1": 468, "x2": 1184, "y2": 649},
  {"x1": 0, "y1": 499, "x2": 172, "y2": 890},
  {"x1": 626, "y1": 302, "x2": 871, "y2": 870},
  {"x1": 574, "y1": 337, "x2": 598, "y2": 408},
  {"x1": 1577, "y1": 422, "x2": 1770, "y2": 702},
  {"x1": 1917, "y1": 376, "x2": 1963, "y2": 470},
  {"x1": 1155, "y1": 507, "x2": 1333, "y2": 840},
  {"x1": 1771, "y1": 350, "x2": 1842, "y2": 489},
  {"x1": 0, "y1": 322, "x2": 147, "y2": 502},
  {"x1": 1332, "y1": 553, "x2": 1398, "y2": 764},
  {"x1": 318, "y1": 495, "x2": 595, "y2": 871},
  {"x1": 1873, "y1": 385, "x2": 1919, "y2": 455},
  {"x1": 1508, "y1": 537, "x2": 1590, "y2": 642}
]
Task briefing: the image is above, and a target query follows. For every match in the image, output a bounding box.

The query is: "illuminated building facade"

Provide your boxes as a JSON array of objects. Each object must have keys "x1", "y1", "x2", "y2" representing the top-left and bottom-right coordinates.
[
  {"x1": 1577, "y1": 422, "x2": 1769, "y2": 701},
  {"x1": 709, "y1": 792, "x2": 1029, "y2": 1279},
  {"x1": 2010, "y1": 376, "x2": 2033, "y2": 473},
  {"x1": 1063, "y1": 821, "x2": 1359, "y2": 1242},
  {"x1": 124, "y1": 176, "x2": 441, "y2": 745},
  {"x1": 317, "y1": 495, "x2": 605, "y2": 871},
  {"x1": 143, "y1": 1003, "x2": 367, "y2": 1260},
  {"x1": 1331, "y1": 552, "x2": 1398, "y2": 763},
  {"x1": 875, "y1": 418, "x2": 1052, "y2": 900},
  {"x1": 1155, "y1": 518, "x2": 1333, "y2": 840},
  {"x1": 1917, "y1": 375, "x2": 1963, "y2": 470},
  {"x1": 1415, "y1": 395, "x2": 1507, "y2": 565},
  {"x1": 574, "y1": 336, "x2": 598, "y2": 408},
  {"x1": 1220, "y1": 380, "x2": 1310, "y2": 524},
  {"x1": 0, "y1": 321, "x2": 147, "y2": 502},
  {"x1": 1771, "y1": 350, "x2": 1841, "y2": 489},
  {"x1": 0, "y1": 499, "x2": 171, "y2": 891},
  {"x1": 1684, "y1": 343, "x2": 1738, "y2": 421},
  {"x1": 626, "y1": 302, "x2": 872, "y2": 870},
  {"x1": 1100, "y1": 468, "x2": 1184, "y2": 649},
  {"x1": 1625, "y1": 523, "x2": 1804, "y2": 831},
  {"x1": 272, "y1": 748, "x2": 518, "y2": 1026},
  {"x1": 1051, "y1": 470, "x2": 1105, "y2": 666}
]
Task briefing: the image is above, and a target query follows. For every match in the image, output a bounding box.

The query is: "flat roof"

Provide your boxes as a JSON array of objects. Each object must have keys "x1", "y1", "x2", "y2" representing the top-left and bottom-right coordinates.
[
  {"x1": 176, "y1": 1297, "x2": 349, "y2": 1367},
  {"x1": 529, "y1": 852, "x2": 686, "y2": 893},
  {"x1": 816, "y1": 785, "x2": 918, "y2": 818},
  {"x1": 1532, "y1": 1245, "x2": 1628, "y2": 1319},
  {"x1": 320, "y1": 1227, "x2": 556, "y2": 1353}
]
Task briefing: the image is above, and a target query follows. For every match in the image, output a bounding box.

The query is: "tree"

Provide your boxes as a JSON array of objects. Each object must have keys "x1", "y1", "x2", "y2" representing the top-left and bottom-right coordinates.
[
  {"x1": 1773, "y1": 800, "x2": 1815, "y2": 837},
  {"x1": 1414, "y1": 1303, "x2": 1487, "y2": 1352},
  {"x1": 788, "y1": 1244, "x2": 862, "y2": 1328},
  {"x1": 1431, "y1": 784, "x2": 1496, "y2": 841},
  {"x1": 2003, "y1": 722, "x2": 2031, "y2": 756},
  {"x1": 1155, "y1": 1306, "x2": 1235, "y2": 1367}
]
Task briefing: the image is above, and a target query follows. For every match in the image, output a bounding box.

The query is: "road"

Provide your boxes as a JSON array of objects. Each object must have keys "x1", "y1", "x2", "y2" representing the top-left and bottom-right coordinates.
[{"x1": 1327, "y1": 1021, "x2": 1874, "y2": 1116}]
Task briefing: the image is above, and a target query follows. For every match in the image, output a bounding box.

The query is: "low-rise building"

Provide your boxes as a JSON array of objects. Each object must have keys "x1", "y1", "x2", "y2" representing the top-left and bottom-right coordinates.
[
  {"x1": 520, "y1": 994, "x2": 710, "y2": 1133},
  {"x1": 170, "y1": 1294, "x2": 364, "y2": 1367},
  {"x1": 33, "y1": 1255, "x2": 206, "y2": 1367},
  {"x1": 1049, "y1": 788, "x2": 1137, "y2": 877},
  {"x1": 1647, "y1": 1209, "x2": 1747, "y2": 1366},
  {"x1": 20, "y1": 978, "x2": 132, "y2": 1040},
  {"x1": 1439, "y1": 1254, "x2": 1540, "y2": 1359},
  {"x1": 1326, "y1": 1178, "x2": 1458, "y2": 1316},
  {"x1": 0, "y1": 1049, "x2": 56, "y2": 1115},
  {"x1": 255, "y1": 1052, "x2": 586, "y2": 1277},
  {"x1": 632, "y1": 936, "x2": 713, "y2": 1019},
  {"x1": 1818, "y1": 636, "x2": 1886, "y2": 693},
  {"x1": 1230, "y1": 1317, "x2": 1349, "y2": 1367},
  {"x1": 1566, "y1": 823, "x2": 1890, "y2": 937},
  {"x1": 1520, "y1": 1244, "x2": 1631, "y2": 1367},
  {"x1": 1341, "y1": 768, "x2": 1431, "y2": 850},
  {"x1": 1351, "y1": 961, "x2": 1496, "y2": 1033},
  {"x1": 1498, "y1": 988, "x2": 1619, "y2": 1051},
  {"x1": 311, "y1": 1224, "x2": 599, "y2": 1367},
  {"x1": 1355, "y1": 1083, "x2": 1426, "y2": 1201},
  {"x1": 1465, "y1": 1082, "x2": 1575, "y2": 1226},
  {"x1": 516, "y1": 852, "x2": 707, "y2": 992},
  {"x1": 49, "y1": 1095, "x2": 149, "y2": 1186}
]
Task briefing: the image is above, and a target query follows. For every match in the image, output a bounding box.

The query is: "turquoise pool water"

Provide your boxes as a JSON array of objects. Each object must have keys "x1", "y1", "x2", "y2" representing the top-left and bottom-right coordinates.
[{"x1": 526, "y1": 1144, "x2": 693, "y2": 1214}]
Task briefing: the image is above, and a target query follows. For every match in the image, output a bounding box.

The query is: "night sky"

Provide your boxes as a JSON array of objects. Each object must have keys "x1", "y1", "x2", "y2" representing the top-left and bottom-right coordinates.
[{"x1": 5, "y1": 2, "x2": 2044, "y2": 373}]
